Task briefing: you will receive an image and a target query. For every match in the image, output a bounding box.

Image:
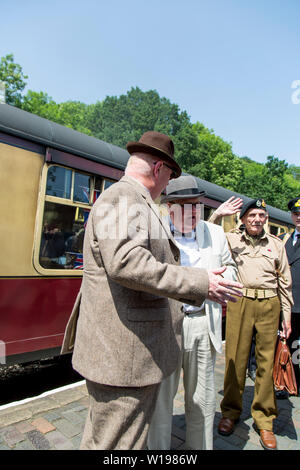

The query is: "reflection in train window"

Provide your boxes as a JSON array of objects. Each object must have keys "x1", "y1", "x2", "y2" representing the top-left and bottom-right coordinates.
[
  {"x1": 40, "y1": 166, "x2": 117, "y2": 271},
  {"x1": 204, "y1": 206, "x2": 212, "y2": 221},
  {"x1": 46, "y1": 166, "x2": 72, "y2": 199},
  {"x1": 39, "y1": 201, "x2": 90, "y2": 270},
  {"x1": 269, "y1": 225, "x2": 278, "y2": 236},
  {"x1": 103, "y1": 179, "x2": 114, "y2": 191},
  {"x1": 74, "y1": 172, "x2": 91, "y2": 204}
]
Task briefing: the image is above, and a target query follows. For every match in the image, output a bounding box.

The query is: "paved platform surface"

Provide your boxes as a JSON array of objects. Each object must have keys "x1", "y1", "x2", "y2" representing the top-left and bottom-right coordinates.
[{"x1": 0, "y1": 345, "x2": 299, "y2": 451}]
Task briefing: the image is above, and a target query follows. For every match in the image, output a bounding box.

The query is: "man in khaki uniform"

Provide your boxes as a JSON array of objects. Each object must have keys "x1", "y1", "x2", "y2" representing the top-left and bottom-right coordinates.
[{"x1": 211, "y1": 198, "x2": 293, "y2": 450}]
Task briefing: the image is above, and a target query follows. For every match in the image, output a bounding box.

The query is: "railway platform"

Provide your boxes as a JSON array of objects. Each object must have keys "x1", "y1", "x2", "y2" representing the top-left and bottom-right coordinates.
[{"x1": 0, "y1": 344, "x2": 299, "y2": 451}]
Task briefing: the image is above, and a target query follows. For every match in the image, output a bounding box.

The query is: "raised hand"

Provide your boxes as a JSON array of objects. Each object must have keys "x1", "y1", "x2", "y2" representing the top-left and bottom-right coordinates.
[{"x1": 215, "y1": 197, "x2": 243, "y2": 218}]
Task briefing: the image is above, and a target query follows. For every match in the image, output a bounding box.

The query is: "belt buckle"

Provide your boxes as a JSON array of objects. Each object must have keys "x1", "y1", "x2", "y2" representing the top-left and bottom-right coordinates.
[{"x1": 254, "y1": 289, "x2": 258, "y2": 299}]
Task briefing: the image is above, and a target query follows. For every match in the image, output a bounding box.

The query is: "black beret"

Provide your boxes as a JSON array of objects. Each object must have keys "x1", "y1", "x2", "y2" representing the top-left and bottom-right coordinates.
[
  {"x1": 288, "y1": 197, "x2": 300, "y2": 213},
  {"x1": 240, "y1": 198, "x2": 267, "y2": 219}
]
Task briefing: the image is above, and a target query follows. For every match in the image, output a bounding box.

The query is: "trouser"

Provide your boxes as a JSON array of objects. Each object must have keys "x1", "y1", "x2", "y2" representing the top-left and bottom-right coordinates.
[
  {"x1": 80, "y1": 380, "x2": 160, "y2": 450},
  {"x1": 147, "y1": 313, "x2": 217, "y2": 450},
  {"x1": 220, "y1": 296, "x2": 280, "y2": 431},
  {"x1": 287, "y1": 312, "x2": 300, "y2": 389},
  {"x1": 247, "y1": 334, "x2": 257, "y2": 373}
]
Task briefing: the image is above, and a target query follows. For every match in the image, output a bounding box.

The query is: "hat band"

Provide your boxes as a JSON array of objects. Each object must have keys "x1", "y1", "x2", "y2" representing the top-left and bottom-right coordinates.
[{"x1": 167, "y1": 188, "x2": 202, "y2": 197}]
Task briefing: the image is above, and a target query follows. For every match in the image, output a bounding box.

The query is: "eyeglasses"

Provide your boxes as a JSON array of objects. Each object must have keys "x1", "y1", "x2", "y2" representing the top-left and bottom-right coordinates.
[
  {"x1": 153, "y1": 161, "x2": 176, "y2": 179},
  {"x1": 170, "y1": 202, "x2": 202, "y2": 211}
]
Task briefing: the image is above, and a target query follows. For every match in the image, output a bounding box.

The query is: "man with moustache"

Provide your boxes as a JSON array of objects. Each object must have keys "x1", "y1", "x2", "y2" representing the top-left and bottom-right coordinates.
[{"x1": 215, "y1": 198, "x2": 293, "y2": 450}]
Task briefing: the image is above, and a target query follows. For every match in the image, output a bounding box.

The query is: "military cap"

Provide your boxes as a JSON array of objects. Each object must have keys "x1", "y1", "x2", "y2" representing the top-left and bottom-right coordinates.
[
  {"x1": 240, "y1": 198, "x2": 267, "y2": 219},
  {"x1": 288, "y1": 197, "x2": 300, "y2": 213}
]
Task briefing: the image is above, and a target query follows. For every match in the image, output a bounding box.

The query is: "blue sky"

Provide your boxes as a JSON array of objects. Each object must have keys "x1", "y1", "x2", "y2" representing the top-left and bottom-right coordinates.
[{"x1": 1, "y1": 0, "x2": 300, "y2": 166}]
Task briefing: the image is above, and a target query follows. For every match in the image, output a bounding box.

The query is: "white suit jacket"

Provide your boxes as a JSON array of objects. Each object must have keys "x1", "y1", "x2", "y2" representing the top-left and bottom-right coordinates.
[
  {"x1": 195, "y1": 220, "x2": 237, "y2": 353},
  {"x1": 167, "y1": 219, "x2": 237, "y2": 354}
]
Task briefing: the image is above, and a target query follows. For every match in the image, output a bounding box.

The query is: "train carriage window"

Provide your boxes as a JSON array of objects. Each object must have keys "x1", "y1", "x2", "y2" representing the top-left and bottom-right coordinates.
[
  {"x1": 267, "y1": 222, "x2": 290, "y2": 236},
  {"x1": 93, "y1": 176, "x2": 104, "y2": 203},
  {"x1": 204, "y1": 206, "x2": 211, "y2": 221},
  {"x1": 38, "y1": 165, "x2": 116, "y2": 271},
  {"x1": 73, "y1": 172, "x2": 91, "y2": 204},
  {"x1": 39, "y1": 201, "x2": 89, "y2": 270},
  {"x1": 269, "y1": 225, "x2": 278, "y2": 236},
  {"x1": 46, "y1": 166, "x2": 72, "y2": 199},
  {"x1": 103, "y1": 179, "x2": 114, "y2": 191},
  {"x1": 277, "y1": 226, "x2": 286, "y2": 235}
]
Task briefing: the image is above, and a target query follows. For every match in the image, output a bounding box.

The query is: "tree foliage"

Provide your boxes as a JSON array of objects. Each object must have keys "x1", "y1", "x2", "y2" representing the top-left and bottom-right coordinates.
[
  {"x1": 0, "y1": 54, "x2": 28, "y2": 106},
  {"x1": 21, "y1": 91, "x2": 92, "y2": 134},
  {"x1": 1, "y1": 54, "x2": 300, "y2": 211},
  {"x1": 85, "y1": 87, "x2": 197, "y2": 168}
]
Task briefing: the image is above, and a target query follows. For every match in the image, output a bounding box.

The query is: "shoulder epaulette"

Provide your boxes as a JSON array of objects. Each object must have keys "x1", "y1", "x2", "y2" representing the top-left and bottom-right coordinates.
[
  {"x1": 268, "y1": 233, "x2": 282, "y2": 241},
  {"x1": 268, "y1": 233, "x2": 291, "y2": 246}
]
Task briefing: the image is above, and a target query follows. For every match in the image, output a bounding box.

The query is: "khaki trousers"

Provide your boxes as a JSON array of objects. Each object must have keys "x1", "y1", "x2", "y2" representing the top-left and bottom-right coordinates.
[
  {"x1": 147, "y1": 313, "x2": 217, "y2": 450},
  {"x1": 80, "y1": 380, "x2": 160, "y2": 450},
  {"x1": 221, "y1": 296, "x2": 280, "y2": 431}
]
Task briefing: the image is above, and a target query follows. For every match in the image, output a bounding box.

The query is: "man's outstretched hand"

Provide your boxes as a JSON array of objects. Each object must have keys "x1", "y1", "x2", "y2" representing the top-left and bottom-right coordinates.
[{"x1": 207, "y1": 266, "x2": 243, "y2": 306}]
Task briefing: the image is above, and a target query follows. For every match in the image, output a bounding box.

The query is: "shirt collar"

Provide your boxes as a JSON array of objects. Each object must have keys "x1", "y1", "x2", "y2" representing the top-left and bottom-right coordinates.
[
  {"x1": 170, "y1": 220, "x2": 196, "y2": 240},
  {"x1": 242, "y1": 229, "x2": 267, "y2": 245}
]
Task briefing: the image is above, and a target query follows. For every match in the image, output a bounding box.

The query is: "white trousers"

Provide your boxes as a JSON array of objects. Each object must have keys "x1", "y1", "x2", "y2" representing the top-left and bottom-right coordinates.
[{"x1": 147, "y1": 312, "x2": 217, "y2": 450}]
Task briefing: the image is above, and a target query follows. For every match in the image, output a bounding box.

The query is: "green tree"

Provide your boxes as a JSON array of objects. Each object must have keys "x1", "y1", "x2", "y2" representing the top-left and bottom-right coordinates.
[
  {"x1": 21, "y1": 90, "x2": 55, "y2": 117},
  {"x1": 237, "y1": 155, "x2": 300, "y2": 210},
  {"x1": 21, "y1": 90, "x2": 92, "y2": 134},
  {"x1": 210, "y1": 152, "x2": 245, "y2": 192},
  {"x1": 288, "y1": 165, "x2": 300, "y2": 183},
  {"x1": 189, "y1": 122, "x2": 238, "y2": 182},
  {"x1": 2, "y1": 53, "x2": 299, "y2": 210},
  {"x1": 237, "y1": 158, "x2": 265, "y2": 197},
  {"x1": 86, "y1": 87, "x2": 195, "y2": 167},
  {"x1": 0, "y1": 54, "x2": 28, "y2": 106}
]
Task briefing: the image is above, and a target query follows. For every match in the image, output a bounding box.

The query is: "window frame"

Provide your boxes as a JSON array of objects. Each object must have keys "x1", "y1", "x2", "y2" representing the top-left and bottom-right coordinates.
[{"x1": 33, "y1": 163, "x2": 115, "y2": 276}]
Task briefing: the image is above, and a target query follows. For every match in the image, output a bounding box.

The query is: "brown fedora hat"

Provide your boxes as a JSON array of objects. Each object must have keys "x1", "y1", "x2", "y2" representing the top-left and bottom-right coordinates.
[{"x1": 126, "y1": 131, "x2": 182, "y2": 179}]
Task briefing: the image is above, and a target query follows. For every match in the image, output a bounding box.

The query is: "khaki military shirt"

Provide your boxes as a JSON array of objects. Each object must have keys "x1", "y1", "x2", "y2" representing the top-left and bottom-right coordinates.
[{"x1": 226, "y1": 229, "x2": 293, "y2": 321}]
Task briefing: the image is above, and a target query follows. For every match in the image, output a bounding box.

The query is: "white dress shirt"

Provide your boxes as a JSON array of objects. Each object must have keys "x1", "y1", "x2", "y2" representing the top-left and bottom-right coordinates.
[{"x1": 171, "y1": 222, "x2": 205, "y2": 313}]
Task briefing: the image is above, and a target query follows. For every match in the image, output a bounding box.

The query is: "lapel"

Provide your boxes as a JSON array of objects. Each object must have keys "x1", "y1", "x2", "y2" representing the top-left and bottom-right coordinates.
[
  {"x1": 195, "y1": 220, "x2": 213, "y2": 267},
  {"x1": 285, "y1": 231, "x2": 300, "y2": 265},
  {"x1": 196, "y1": 220, "x2": 206, "y2": 248},
  {"x1": 195, "y1": 220, "x2": 213, "y2": 249}
]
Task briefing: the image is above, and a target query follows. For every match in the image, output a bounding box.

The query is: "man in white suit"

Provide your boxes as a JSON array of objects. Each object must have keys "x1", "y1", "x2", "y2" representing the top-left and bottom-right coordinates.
[{"x1": 147, "y1": 175, "x2": 238, "y2": 450}]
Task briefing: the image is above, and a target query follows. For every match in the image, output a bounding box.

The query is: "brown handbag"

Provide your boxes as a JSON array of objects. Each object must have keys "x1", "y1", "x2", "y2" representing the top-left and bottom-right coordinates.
[{"x1": 273, "y1": 336, "x2": 297, "y2": 395}]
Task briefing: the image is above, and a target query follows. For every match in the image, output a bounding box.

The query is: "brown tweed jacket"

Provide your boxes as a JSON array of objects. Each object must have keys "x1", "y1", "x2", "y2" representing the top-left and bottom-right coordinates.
[{"x1": 62, "y1": 176, "x2": 209, "y2": 386}]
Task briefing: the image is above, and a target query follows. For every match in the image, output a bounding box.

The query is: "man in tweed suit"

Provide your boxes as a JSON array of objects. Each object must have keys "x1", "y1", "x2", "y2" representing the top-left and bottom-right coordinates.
[{"x1": 61, "y1": 131, "x2": 243, "y2": 450}]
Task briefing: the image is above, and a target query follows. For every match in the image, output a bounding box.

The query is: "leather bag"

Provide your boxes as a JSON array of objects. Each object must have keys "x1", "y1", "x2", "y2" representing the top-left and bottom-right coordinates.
[{"x1": 273, "y1": 336, "x2": 297, "y2": 395}]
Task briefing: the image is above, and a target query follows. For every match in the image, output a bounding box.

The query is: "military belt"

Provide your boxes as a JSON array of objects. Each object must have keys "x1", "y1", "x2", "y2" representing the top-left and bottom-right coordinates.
[{"x1": 242, "y1": 288, "x2": 277, "y2": 299}]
